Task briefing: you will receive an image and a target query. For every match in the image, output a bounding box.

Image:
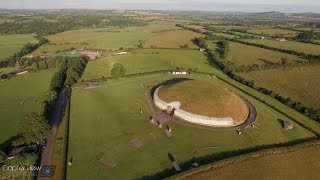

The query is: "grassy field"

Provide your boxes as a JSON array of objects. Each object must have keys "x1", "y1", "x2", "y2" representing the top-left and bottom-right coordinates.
[
  {"x1": 144, "y1": 29, "x2": 203, "y2": 48},
  {"x1": 239, "y1": 66, "x2": 320, "y2": 108},
  {"x1": 242, "y1": 39, "x2": 320, "y2": 55},
  {"x1": 247, "y1": 28, "x2": 298, "y2": 37},
  {"x1": 0, "y1": 34, "x2": 38, "y2": 60},
  {"x1": 31, "y1": 21, "x2": 181, "y2": 57},
  {"x1": 31, "y1": 28, "x2": 153, "y2": 56},
  {"x1": 67, "y1": 74, "x2": 317, "y2": 180},
  {"x1": 81, "y1": 49, "x2": 213, "y2": 81},
  {"x1": 0, "y1": 69, "x2": 56, "y2": 143},
  {"x1": 180, "y1": 143, "x2": 320, "y2": 180},
  {"x1": 158, "y1": 80, "x2": 248, "y2": 124},
  {"x1": 226, "y1": 41, "x2": 305, "y2": 66}
]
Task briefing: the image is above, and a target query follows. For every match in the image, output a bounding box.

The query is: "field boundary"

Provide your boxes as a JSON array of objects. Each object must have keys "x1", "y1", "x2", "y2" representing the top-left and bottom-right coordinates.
[{"x1": 168, "y1": 140, "x2": 320, "y2": 179}]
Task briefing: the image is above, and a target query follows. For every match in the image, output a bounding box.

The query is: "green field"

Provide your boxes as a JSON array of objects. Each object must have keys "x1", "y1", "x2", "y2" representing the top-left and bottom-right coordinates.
[
  {"x1": 247, "y1": 28, "x2": 298, "y2": 37},
  {"x1": 179, "y1": 143, "x2": 320, "y2": 180},
  {"x1": 226, "y1": 41, "x2": 305, "y2": 66},
  {"x1": 67, "y1": 73, "x2": 317, "y2": 179},
  {"x1": 31, "y1": 28, "x2": 153, "y2": 56},
  {"x1": 239, "y1": 66, "x2": 320, "y2": 108},
  {"x1": 242, "y1": 39, "x2": 320, "y2": 55},
  {"x1": 0, "y1": 69, "x2": 55, "y2": 143},
  {"x1": 31, "y1": 21, "x2": 181, "y2": 57},
  {"x1": 81, "y1": 49, "x2": 213, "y2": 81},
  {"x1": 0, "y1": 34, "x2": 39, "y2": 60},
  {"x1": 0, "y1": 67, "x2": 17, "y2": 75},
  {"x1": 144, "y1": 29, "x2": 203, "y2": 48}
]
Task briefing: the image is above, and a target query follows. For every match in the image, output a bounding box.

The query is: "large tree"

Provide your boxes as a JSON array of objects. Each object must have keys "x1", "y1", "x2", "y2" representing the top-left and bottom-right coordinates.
[
  {"x1": 14, "y1": 113, "x2": 50, "y2": 146},
  {"x1": 111, "y1": 63, "x2": 126, "y2": 78}
]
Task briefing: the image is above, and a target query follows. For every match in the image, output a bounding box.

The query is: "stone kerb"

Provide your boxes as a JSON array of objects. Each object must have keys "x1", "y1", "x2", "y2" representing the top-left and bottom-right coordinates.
[{"x1": 153, "y1": 86, "x2": 235, "y2": 127}]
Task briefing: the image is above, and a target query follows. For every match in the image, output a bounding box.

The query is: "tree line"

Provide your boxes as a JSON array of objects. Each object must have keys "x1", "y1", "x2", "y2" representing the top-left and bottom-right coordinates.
[
  {"x1": 0, "y1": 15, "x2": 148, "y2": 36},
  {"x1": 203, "y1": 44, "x2": 320, "y2": 122},
  {"x1": 0, "y1": 56, "x2": 88, "y2": 172}
]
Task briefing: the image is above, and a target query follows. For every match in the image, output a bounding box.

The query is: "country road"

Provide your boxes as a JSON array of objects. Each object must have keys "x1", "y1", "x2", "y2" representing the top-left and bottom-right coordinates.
[{"x1": 38, "y1": 86, "x2": 70, "y2": 180}]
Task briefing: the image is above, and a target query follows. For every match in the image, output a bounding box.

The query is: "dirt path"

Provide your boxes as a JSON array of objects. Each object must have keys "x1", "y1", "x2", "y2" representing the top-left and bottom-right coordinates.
[
  {"x1": 38, "y1": 86, "x2": 70, "y2": 179},
  {"x1": 139, "y1": 81, "x2": 155, "y2": 114}
]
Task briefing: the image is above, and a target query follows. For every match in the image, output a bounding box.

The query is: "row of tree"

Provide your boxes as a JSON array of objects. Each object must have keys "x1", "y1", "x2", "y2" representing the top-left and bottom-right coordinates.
[
  {"x1": 0, "y1": 56, "x2": 89, "y2": 170},
  {"x1": 228, "y1": 38, "x2": 320, "y2": 61},
  {"x1": 205, "y1": 46, "x2": 320, "y2": 122},
  {"x1": 5, "y1": 36, "x2": 49, "y2": 67},
  {"x1": 0, "y1": 16, "x2": 148, "y2": 36}
]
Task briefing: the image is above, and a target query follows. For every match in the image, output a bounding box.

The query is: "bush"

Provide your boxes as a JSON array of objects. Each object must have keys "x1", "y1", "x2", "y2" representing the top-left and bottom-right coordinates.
[{"x1": 111, "y1": 63, "x2": 126, "y2": 78}]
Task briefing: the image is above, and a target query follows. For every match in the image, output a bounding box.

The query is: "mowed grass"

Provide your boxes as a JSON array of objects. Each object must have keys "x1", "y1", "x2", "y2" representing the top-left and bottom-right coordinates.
[
  {"x1": 226, "y1": 42, "x2": 305, "y2": 66},
  {"x1": 31, "y1": 28, "x2": 153, "y2": 56},
  {"x1": 67, "y1": 74, "x2": 316, "y2": 180},
  {"x1": 0, "y1": 34, "x2": 38, "y2": 60},
  {"x1": 81, "y1": 49, "x2": 213, "y2": 81},
  {"x1": 239, "y1": 66, "x2": 320, "y2": 108},
  {"x1": 242, "y1": 39, "x2": 320, "y2": 55},
  {"x1": 0, "y1": 69, "x2": 56, "y2": 143},
  {"x1": 180, "y1": 143, "x2": 320, "y2": 180},
  {"x1": 144, "y1": 30, "x2": 203, "y2": 48},
  {"x1": 247, "y1": 28, "x2": 298, "y2": 37}
]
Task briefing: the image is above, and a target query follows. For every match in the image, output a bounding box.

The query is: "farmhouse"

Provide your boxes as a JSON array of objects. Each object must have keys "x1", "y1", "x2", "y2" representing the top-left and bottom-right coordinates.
[{"x1": 71, "y1": 49, "x2": 101, "y2": 60}]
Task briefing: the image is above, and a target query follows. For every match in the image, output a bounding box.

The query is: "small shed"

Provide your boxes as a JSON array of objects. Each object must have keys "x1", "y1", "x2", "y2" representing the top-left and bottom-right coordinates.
[{"x1": 283, "y1": 121, "x2": 294, "y2": 130}]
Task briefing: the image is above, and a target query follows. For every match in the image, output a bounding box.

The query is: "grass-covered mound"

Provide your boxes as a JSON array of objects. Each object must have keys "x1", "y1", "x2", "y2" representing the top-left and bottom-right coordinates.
[{"x1": 158, "y1": 80, "x2": 248, "y2": 124}]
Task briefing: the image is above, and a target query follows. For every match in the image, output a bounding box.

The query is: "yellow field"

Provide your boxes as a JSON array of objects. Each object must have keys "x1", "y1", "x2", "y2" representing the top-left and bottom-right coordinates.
[
  {"x1": 181, "y1": 143, "x2": 320, "y2": 180},
  {"x1": 144, "y1": 30, "x2": 203, "y2": 48}
]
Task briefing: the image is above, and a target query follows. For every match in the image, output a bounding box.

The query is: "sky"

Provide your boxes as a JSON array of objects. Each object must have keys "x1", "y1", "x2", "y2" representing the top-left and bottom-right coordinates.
[{"x1": 0, "y1": 0, "x2": 319, "y2": 13}]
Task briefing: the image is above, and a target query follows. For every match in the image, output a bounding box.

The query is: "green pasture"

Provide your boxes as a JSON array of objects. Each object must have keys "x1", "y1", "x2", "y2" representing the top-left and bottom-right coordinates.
[
  {"x1": 239, "y1": 66, "x2": 320, "y2": 109},
  {"x1": 247, "y1": 28, "x2": 298, "y2": 37},
  {"x1": 81, "y1": 49, "x2": 213, "y2": 81},
  {"x1": 242, "y1": 39, "x2": 320, "y2": 55},
  {"x1": 67, "y1": 74, "x2": 317, "y2": 179},
  {"x1": 226, "y1": 41, "x2": 305, "y2": 66},
  {"x1": 0, "y1": 69, "x2": 55, "y2": 143},
  {"x1": 0, "y1": 34, "x2": 38, "y2": 60}
]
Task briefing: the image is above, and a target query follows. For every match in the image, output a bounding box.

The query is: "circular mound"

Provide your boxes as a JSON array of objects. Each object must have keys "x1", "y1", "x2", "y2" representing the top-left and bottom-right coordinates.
[{"x1": 158, "y1": 80, "x2": 249, "y2": 125}]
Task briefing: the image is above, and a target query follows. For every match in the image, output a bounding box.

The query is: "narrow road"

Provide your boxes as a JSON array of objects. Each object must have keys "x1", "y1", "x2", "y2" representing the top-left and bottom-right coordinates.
[{"x1": 38, "y1": 86, "x2": 70, "y2": 179}]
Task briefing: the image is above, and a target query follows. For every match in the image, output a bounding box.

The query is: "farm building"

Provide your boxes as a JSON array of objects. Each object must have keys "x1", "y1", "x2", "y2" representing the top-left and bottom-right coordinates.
[
  {"x1": 71, "y1": 49, "x2": 101, "y2": 60},
  {"x1": 170, "y1": 71, "x2": 188, "y2": 75}
]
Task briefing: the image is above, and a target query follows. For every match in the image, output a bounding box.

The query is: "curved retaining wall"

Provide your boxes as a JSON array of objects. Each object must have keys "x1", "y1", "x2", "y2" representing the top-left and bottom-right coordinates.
[{"x1": 153, "y1": 86, "x2": 235, "y2": 127}]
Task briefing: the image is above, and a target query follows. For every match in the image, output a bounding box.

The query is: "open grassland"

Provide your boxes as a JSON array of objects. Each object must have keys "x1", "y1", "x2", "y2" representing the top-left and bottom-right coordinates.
[
  {"x1": 67, "y1": 74, "x2": 317, "y2": 180},
  {"x1": 144, "y1": 30, "x2": 203, "y2": 48},
  {"x1": 247, "y1": 28, "x2": 298, "y2": 37},
  {"x1": 239, "y1": 66, "x2": 320, "y2": 108},
  {"x1": 158, "y1": 80, "x2": 248, "y2": 123},
  {"x1": 242, "y1": 39, "x2": 320, "y2": 55},
  {"x1": 31, "y1": 21, "x2": 181, "y2": 57},
  {"x1": 226, "y1": 42, "x2": 305, "y2": 66},
  {"x1": 179, "y1": 143, "x2": 320, "y2": 180},
  {"x1": 31, "y1": 28, "x2": 153, "y2": 56},
  {"x1": 0, "y1": 69, "x2": 56, "y2": 143},
  {"x1": 0, "y1": 34, "x2": 38, "y2": 60},
  {"x1": 81, "y1": 49, "x2": 213, "y2": 81},
  {"x1": 293, "y1": 27, "x2": 320, "y2": 32}
]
